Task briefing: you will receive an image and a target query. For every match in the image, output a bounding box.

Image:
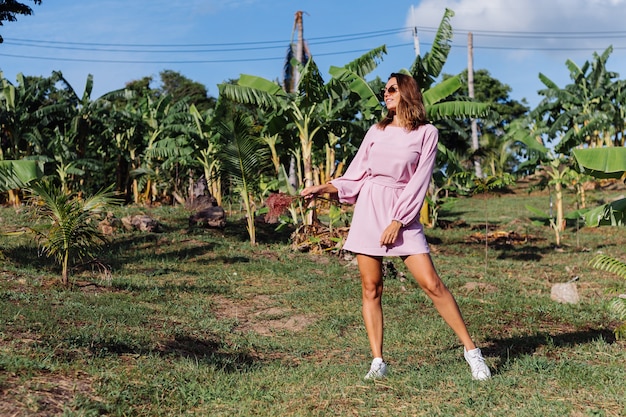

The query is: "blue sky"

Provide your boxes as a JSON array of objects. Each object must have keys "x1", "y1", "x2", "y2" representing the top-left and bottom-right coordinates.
[{"x1": 1, "y1": 0, "x2": 625, "y2": 108}]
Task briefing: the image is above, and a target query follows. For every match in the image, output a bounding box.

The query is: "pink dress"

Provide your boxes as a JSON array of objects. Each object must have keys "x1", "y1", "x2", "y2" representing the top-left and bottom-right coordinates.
[{"x1": 330, "y1": 123, "x2": 438, "y2": 256}]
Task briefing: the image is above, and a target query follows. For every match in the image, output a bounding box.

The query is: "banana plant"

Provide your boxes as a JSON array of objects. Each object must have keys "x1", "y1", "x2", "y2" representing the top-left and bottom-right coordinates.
[
  {"x1": 573, "y1": 145, "x2": 626, "y2": 339},
  {"x1": 191, "y1": 104, "x2": 222, "y2": 205},
  {"x1": 219, "y1": 48, "x2": 386, "y2": 224},
  {"x1": 573, "y1": 147, "x2": 626, "y2": 226},
  {"x1": 534, "y1": 46, "x2": 625, "y2": 153}
]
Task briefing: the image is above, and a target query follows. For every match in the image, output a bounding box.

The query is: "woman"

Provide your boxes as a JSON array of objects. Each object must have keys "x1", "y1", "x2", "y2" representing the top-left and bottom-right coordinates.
[{"x1": 301, "y1": 73, "x2": 491, "y2": 381}]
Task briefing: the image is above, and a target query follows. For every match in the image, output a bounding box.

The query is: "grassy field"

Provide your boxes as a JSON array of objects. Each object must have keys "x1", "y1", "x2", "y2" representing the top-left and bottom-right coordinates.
[{"x1": 1, "y1": 182, "x2": 625, "y2": 416}]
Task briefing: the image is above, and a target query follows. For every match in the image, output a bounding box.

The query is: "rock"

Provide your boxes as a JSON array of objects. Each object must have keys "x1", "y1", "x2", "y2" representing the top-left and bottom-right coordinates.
[
  {"x1": 551, "y1": 282, "x2": 580, "y2": 304},
  {"x1": 98, "y1": 212, "x2": 123, "y2": 235},
  {"x1": 122, "y1": 214, "x2": 160, "y2": 232},
  {"x1": 189, "y1": 206, "x2": 226, "y2": 228}
]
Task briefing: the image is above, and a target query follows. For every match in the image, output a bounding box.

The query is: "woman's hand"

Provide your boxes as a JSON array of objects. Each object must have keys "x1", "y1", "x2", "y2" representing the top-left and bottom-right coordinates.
[
  {"x1": 380, "y1": 220, "x2": 402, "y2": 246},
  {"x1": 300, "y1": 183, "x2": 338, "y2": 200}
]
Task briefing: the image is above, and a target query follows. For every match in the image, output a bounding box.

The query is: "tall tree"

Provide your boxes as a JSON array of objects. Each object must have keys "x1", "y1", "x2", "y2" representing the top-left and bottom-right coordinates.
[
  {"x1": 441, "y1": 69, "x2": 529, "y2": 174},
  {"x1": 0, "y1": 0, "x2": 42, "y2": 42},
  {"x1": 159, "y1": 70, "x2": 216, "y2": 112}
]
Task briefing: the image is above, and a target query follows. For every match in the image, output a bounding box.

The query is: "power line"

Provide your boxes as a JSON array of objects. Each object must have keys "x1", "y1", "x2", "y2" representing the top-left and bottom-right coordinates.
[
  {"x1": 1, "y1": 41, "x2": 624, "y2": 66},
  {"x1": 4, "y1": 26, "x2": 625, "y2": 49},
  {"x1": 0, "y1": 26, "x2": 624, "y2": 65},
  {"x1": 2, "y1": 28, "x2": 410, "y2": 49}
]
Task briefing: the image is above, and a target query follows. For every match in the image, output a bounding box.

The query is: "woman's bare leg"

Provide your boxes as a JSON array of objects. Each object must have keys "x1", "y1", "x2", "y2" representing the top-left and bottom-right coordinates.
[
  {"x1": 356, "y1": 254, "x2": 385, "y2": 359},
  {"x1": 403, "y1": 253, "x2": 476, "y2": 350}
]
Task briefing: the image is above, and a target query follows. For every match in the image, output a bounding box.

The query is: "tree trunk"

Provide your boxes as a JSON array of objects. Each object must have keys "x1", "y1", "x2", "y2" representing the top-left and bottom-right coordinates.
[{"x1": 555, "y1": 182, "x2": 565, "y2": 232}]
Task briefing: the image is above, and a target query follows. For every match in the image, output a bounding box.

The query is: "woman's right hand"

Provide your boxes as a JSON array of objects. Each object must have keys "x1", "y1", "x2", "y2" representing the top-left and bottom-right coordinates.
[{"x1": 300, "y1": 183, "x2": 338, "y2": 199}]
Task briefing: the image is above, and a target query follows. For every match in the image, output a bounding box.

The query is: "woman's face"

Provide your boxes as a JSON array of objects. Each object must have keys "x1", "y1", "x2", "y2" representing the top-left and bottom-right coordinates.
[{"x1": 383, "y1": 77, "x2": 400, "y2": 111}]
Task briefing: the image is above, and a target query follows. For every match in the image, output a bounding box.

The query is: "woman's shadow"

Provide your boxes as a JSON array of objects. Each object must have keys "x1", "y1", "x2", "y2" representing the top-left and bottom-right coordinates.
[{"x1": 481, "y1": 327, "x2": 616, "y2": 374}]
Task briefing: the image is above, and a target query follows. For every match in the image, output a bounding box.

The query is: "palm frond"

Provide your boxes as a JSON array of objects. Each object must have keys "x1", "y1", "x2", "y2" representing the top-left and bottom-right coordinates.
[
  {"x1": 590, "y1": 255, "x2": 626, "y2": 278},
  {"x1": 610, "y1": 297, "x2": 626, "y2": 322},
  {"x1": 217, "y1": 114, "x2": 271, "y2": 190}
]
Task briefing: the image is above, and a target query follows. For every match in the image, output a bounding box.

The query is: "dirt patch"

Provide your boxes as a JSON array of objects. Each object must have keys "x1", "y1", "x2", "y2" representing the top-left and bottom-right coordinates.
[
  {"x1": 212, "y1": 294, "x2": 316, "y2": 336},
  {"x1": 0, "y1": 372, "x2": 103, "y2": 417}
]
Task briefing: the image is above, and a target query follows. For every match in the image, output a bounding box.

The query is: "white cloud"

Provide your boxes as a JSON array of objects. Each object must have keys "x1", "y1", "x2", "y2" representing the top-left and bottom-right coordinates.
[{"x1": 407, "y1": 0, "x2": 626, "y2": 50}]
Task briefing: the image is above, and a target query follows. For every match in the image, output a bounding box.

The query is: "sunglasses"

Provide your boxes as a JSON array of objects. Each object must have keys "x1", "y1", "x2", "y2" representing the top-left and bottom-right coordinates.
[{"x1": 381, "y1": 85, "x2": 398, "y2": 95}]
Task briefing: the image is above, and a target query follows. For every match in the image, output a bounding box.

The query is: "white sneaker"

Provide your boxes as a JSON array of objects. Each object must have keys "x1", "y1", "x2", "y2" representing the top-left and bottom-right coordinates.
[
  {"x1": 364, "y1": 358, "x2": 388, "y2": 380},
  {"x1": 464, "y1": 347, "x2": 491, "y2": 381}
]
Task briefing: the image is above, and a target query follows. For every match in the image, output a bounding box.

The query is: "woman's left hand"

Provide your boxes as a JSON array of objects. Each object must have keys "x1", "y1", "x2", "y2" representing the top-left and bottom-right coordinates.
[{"x1": 380, "y1": 220, "x2": 402, "y2": 247}]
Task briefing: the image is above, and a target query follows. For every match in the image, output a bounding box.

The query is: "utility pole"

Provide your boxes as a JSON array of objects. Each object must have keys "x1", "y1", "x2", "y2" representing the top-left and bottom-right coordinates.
[
  {"x1": 292, "y1": 11, "x2": 304, "y2": 90},
  {"x1": 411, "y1": 5, "x2": 420, "y2": 57},
  {"x1": 287, "y1": 11, "x2": 306, "y2": 190},
  {"x1": 467, "y1": 32, "x2": 482, "y2": 178}
]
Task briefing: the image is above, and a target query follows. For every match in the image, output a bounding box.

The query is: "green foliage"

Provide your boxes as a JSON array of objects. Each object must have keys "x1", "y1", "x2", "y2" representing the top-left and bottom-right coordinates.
[
  {"x1": 590, "y1": 255, "x2": 626, "y2": 339},
  {"x1": 27, "y1": 180, "x2": 118, "y2": 285},
  {"x1": 582, "y1": 198, "x2": 626, "y2": 227},
  {"x1": 217, "y1": 114, "x2": 272, "y2": 245},
  {"x1": 535, "y1": 46, "x2": 625, "y2": 152},
  {"x1": 573, "y1": 148, "x2": 626, "y2": 180},
  {"x1": 410, "y1": 7, "x2": 455, "y2": 90},
  {"x1": 0, "y1": 160, "x2": 42, "y2": 192},
  {"x1": 0, "y1": 1, "x2": 42, "y2": 43}
]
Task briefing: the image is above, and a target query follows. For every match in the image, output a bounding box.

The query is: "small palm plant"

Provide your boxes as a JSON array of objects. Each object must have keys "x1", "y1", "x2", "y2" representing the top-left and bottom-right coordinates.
[
  {"x1": 590, "y1": 254, "x2": 626, "y2": 339},
  {"x1": 216, "y1": 114, "x2": 271, "y2": 245},
  {"x1": 28, "y1": 180, "x2": 118, "y2": 286}
]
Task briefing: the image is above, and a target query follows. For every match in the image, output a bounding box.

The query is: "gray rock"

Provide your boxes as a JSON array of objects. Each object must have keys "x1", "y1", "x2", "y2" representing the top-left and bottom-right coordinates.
[{"x1": 551, "y1": 282, "x2": 580, "y2": 304}]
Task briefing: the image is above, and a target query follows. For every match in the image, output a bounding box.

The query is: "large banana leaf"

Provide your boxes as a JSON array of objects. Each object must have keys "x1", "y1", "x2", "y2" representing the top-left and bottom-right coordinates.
[
  {"x1": 218, "y1": 82, "x2": 283, "y2": 110},
  {"x1": 423, "y1": 75, "x2": 462, "y2": 106},
  {"x1": 328, "y1": 66, "x2": 382, "y2": 113},
  {"x1": 427, "y1": 101, "x2": 489, "y2": 121},
  {"x1": 238, "y1": 74, "x2": 287, "y2": 96},
  {"x1": 572, "y1": 147, "x2": 626, "y2": 227},
  {"x1": 572, "y1": 148, "x2": 626, "y2": 179},
  {"x1": 582, "y1": 198, "x2": 626, "y2": 227},
  {"x1": 410, "y1": 8, "x2": 455, "y2": 89},
  {"x1": 0, "y1": 160, "x2": 42, "y2": 192},
  {"x1": 339, "y1": 45, "x2": 387, "y2": 79},
  {"x1": 510, "y1": 131, "x2": 550, "y2": 154},
  {"x1": 421, "y1": 8, "x2": 454, "y2": 79}
]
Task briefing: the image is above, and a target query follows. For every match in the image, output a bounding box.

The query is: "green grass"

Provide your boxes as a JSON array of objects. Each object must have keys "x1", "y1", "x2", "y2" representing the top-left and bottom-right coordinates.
[{"x1": 0, "y1": 184, "x2": 625, "y2": 416}]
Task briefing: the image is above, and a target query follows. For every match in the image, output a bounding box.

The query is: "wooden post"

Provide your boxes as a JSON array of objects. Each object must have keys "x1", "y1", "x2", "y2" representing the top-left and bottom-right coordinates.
[{"x1": 468, "y1": 32, "x2": 482, "y2": 178}]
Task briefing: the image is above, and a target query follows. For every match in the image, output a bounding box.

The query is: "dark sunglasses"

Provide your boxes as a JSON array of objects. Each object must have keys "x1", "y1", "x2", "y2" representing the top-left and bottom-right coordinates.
[{"x1": 381, "y1": 85, "x2": 398, "y2": 95}]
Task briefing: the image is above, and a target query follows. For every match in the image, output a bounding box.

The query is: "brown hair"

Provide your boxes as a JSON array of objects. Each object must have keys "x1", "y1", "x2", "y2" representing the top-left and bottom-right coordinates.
[{"x1": 377, "y1": 72, "x2": 428, "y2": 131}]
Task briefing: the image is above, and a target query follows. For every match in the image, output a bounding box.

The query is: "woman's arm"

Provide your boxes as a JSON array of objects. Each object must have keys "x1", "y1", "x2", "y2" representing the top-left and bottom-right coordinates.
[{"x1": 300, "y1": 183, "x2": 339, "y2": 199}]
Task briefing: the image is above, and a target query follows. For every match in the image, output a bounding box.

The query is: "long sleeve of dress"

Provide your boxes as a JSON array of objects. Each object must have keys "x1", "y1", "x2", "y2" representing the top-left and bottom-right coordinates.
[
  {"x1": 329, "y1": 129, "x2": 375, "y2": 204},
  {"x1": 389, "y1": 125, "x2": 439, "y2": 227}
]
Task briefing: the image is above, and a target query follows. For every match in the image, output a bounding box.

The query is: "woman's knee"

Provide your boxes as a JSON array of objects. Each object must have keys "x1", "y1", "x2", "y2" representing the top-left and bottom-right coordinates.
[
  {"x1": 361, "y1": 275, "x2": 383, "y2": 300},
  {"x1": 419, "y1": 276, "x2": 447, "y2": 298}
]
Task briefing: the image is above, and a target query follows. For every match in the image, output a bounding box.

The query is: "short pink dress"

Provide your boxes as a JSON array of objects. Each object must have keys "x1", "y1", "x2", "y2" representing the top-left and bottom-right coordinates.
[{"x1": 330, "y1": 123, "x2": 438, "y2": 256}]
